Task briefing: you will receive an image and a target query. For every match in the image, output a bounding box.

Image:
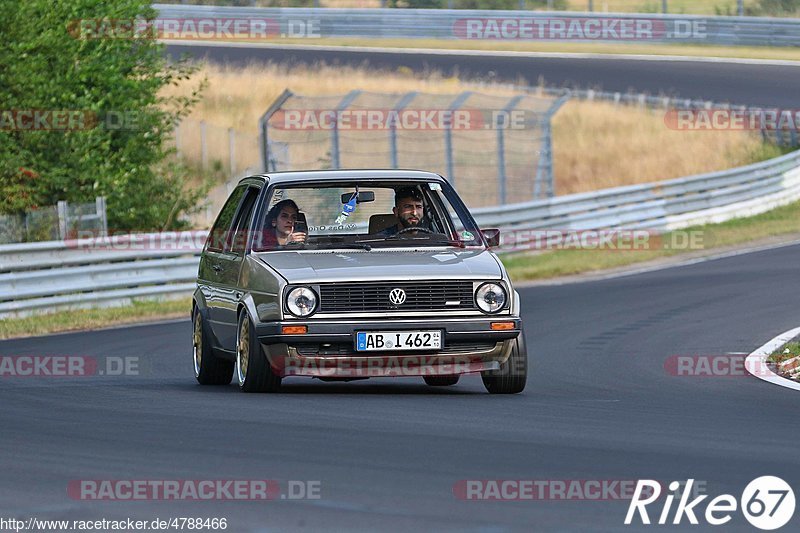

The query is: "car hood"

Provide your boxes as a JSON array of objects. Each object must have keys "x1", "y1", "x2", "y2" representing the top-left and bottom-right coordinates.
[{"x1": 253, "y1": 248, "x2": 502, "y2": 284}]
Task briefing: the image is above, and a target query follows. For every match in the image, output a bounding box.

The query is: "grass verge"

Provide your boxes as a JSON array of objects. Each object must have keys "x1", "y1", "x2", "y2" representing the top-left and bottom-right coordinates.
[
  {"x1": 769, "y1": 341, "x2": 800, "y2": 365},
  {"x1": 502, "y1": 197, "x2": 800, "y2": 282},
  {"x1": 0, "y1": 298, "x2": 191, "y2": 340}
]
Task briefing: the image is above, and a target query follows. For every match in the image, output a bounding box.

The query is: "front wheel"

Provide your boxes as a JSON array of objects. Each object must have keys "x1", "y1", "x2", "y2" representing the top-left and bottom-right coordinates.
[
  {"x1": 236, "y1": 311, "x2": 281, "y2": 393},
  {"x1": 193, "y1": 308, "x2": 234, "y2": 385},
  {"x1": 481, "y1": 326, "x2": 528, "y2": 394}
]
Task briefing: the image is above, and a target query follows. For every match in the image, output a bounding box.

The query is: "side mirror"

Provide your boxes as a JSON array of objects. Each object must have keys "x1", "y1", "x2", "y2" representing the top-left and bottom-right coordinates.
[{"x1": 481, "y1": 228, "x2": 500, "y2": 248}]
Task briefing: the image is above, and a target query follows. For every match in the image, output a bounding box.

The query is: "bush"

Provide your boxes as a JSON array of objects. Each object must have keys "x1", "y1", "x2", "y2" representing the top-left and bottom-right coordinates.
[{"x1": 0, "y1": 0, "x2": 206, "y2": 231}]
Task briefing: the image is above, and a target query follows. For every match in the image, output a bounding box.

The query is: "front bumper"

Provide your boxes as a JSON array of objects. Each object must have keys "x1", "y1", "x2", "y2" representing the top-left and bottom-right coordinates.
[{"x1": 255, "y1": 317, "x2": 520, "y2": 378}]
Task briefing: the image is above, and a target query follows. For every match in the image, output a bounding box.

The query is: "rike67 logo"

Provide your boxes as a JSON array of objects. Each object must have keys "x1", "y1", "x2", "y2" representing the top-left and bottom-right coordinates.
[{"x1": 625, "y1": 477, "x2": 795, "y2": 530}]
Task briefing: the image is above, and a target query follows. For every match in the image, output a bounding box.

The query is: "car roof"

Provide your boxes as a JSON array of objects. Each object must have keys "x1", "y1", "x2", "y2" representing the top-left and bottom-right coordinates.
[{"x1": 239, "y1": 169, "x2": 446, "y2": 186}]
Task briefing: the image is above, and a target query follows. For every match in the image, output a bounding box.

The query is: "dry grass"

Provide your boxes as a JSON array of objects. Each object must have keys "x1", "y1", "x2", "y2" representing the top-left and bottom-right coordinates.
[
  {"x1": 565, "y1": 0, "x2": 757, "y2": 14},
  {"x1": 164, "y1": 62, "x2": 768, "y2": 207},
  {"x1": 552, "y1": 100, "x2": 774, "y2": 194}
]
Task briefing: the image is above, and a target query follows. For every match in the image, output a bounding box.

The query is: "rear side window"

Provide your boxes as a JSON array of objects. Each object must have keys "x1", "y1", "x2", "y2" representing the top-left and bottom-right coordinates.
[
  {"x1": 206, "y1": 186, "x2": 246, "y2": 253},
  {"x1": 229, "y1": 187, "x2": 260, "y2": 254}
]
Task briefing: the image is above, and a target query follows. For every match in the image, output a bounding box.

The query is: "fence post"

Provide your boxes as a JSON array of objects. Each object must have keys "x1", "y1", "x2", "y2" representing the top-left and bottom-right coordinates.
[
  {"x1": 588, "y1": 0, "x2": 593, "y2": 11},
  {"x1": 497, "y1": 95, "x2": 525, "y2": 206},
  {"x1": 535, "y1": 94, "x2": 570, "y2": 199},
  {"x1": 738, "y1": 0, "x2": 744, "y2": 16},
  {"x1": 332, "y1": 90, "x2": 362, "y2": 170},
  {"x1": 389, "y1": 92, "x2": 418, "y2": 168},
  {"x1": 445, "y1": 92, "x2": 473, "y2": 185},
  {"x1": 200, "y1": 120, "x2": 207, "y2": 170},
  {"x1": 57, "y1": 200, "x2": 68, "y2": 240},
  {"x1": 662, "y1": 0, "x2": 668, "y2": 13},
  {"x1": 96, "y1": 196, "x2": 108, "y2": 237},
  {"x1": 259, "y1": 89, "x2": 294, "y2": 173},
  {"x1": 228, "y1": 128, "x2": 236, "y2": 176}
]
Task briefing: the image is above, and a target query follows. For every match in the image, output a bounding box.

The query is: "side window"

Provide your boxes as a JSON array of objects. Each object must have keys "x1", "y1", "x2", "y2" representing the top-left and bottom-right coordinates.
[
  {"x1": 206, "y1": 186, "x2": 246, "y2": 253},
  {"x1": 228, "y1": 187, "x2": 260, "y2": 254}
]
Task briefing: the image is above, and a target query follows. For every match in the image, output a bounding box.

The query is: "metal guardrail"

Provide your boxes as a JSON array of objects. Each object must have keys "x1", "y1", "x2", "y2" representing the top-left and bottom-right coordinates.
[
  {"x1": 153, "y1": 4, "x2": 800, "y2": 47},
  {"x1": 0, "y1": 233, "x2": 207, "y2": 318},
  {"x1": 1, "y1": 148, "x2": 799, "y2": 318},
  {"x1": 473, "y1": 148, "x2": 800, "y2": 252}
]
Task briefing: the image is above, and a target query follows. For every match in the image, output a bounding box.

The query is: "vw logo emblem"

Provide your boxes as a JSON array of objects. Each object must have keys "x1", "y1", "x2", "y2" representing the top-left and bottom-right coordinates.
[{"x1": 389, "y1": 288, "x2": 407, "y2": 306}]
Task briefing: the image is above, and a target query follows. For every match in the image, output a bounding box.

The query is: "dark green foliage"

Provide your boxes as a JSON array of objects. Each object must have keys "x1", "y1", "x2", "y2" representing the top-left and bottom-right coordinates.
[{"x1": 0, "y1": 0, "x2": 206, "y2": 230}]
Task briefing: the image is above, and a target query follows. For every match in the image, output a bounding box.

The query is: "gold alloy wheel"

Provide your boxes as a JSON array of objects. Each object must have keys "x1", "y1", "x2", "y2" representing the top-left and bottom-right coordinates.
[
  {"x1": 237, "y1": 318, "x2": 250, "y2": 386},
  {"x1": 192, "y1": 313, "x2": 202, "y2": 378}
]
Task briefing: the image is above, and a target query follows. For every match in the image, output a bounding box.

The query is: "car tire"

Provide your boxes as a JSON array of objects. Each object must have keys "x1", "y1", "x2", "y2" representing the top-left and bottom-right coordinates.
[
  {"x1": 423, "y1": 375, "x2": 460, "y2": 387},
  {"x1": 236, "y1": 310, "x2": 281, "y2": 393},
  {"x1": 193, "y1": 308, "x2": 234, "y2": 385},
  {"x1": 481, "y1": 325, "x2": 528, "y2": 394}
]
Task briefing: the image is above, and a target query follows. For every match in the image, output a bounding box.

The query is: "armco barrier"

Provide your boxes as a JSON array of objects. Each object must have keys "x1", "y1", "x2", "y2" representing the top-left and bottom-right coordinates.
[
  {"x1": 152, "y1": 4, "x2": 800, "y2": 48},
  {"x1": 1, "y1": 149, "x2": 799, "y2": 318}
]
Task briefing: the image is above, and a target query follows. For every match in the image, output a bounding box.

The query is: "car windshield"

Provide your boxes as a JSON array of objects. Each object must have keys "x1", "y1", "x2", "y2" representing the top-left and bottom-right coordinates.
[{"x1": 251, "y1": 179, "x2": 484, "y2": 252}]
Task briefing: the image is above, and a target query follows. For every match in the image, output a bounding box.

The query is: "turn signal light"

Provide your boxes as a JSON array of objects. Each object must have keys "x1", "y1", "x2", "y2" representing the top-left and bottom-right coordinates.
[
  {"x1": 490, "y1": 322, "x2": 514, "y2": 331},
  {"x1": 282, "y1": 325, "x2": 308, "y2": 335}
]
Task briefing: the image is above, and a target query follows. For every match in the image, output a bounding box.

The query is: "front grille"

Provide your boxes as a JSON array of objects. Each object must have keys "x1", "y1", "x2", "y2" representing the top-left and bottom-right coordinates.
[
  {"x1": 293, "y1": 341, "x2": 497, "y2": 357},
  {"x1": 317, "y1": 281, "x2": 475, "y2": 313}
]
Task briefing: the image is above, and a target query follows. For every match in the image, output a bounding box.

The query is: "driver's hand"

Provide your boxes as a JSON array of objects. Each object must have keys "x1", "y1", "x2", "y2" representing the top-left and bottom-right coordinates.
[{"x1": 289, "y1": 231, "x2": 307, "y2": 243}]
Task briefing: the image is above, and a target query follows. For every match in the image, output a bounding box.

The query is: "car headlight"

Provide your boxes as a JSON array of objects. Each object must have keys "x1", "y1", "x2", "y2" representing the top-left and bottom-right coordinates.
[
  {"x1": 286, "y1": 287, "x2": 318, "y2": 318},
  {"x1": 475, "y1": 282, "x2": 507, "y2": 314}
]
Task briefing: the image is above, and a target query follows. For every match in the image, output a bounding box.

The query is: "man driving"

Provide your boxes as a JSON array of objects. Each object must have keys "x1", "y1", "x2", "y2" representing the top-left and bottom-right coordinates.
[{"x1": 377, "y1": 186, "x2": 429, "y2": 237}]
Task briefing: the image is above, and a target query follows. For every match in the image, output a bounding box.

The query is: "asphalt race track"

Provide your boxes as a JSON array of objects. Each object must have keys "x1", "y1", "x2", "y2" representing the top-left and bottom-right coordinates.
[
  {"x1": 166, "y1": 43, "x2": 800, "y2": 107},
  {"x1": 2, "y1": 244, "x2": 800, "y2": 531},
  {"x1": 2, "y1": 46, "x2": 800, "y2": 531}
]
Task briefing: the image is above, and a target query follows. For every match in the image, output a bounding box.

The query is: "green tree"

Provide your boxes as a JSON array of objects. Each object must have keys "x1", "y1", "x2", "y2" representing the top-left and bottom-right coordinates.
[{"x1": 0, "y1": 0, "x2": 205, "y2": 231}]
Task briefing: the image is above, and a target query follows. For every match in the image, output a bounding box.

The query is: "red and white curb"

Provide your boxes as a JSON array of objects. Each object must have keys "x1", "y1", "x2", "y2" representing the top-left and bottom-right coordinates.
[{"x1": 745, "y1": 326, "x2": 800, "y2": 392}]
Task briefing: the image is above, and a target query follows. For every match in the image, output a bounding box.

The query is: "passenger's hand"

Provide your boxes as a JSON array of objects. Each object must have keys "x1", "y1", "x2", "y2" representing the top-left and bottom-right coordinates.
[{"x1": 288, "y1": 231, "x2": 307, "y2": 243}]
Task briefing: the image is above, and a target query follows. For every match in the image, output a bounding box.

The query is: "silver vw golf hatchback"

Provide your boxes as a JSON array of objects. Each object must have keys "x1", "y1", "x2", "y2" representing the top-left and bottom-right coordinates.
[{"x1": 192, "y1": 170, "x2": 527, "y2": 394}]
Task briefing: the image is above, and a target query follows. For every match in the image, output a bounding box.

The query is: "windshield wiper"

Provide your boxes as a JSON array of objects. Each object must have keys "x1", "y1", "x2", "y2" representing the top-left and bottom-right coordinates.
[
  {"x1": 356, "y1": 236, "x2": 465, "y2": 248},
  {"x1": 329, "y1": 242, "x2": 373, "y2": 251}
]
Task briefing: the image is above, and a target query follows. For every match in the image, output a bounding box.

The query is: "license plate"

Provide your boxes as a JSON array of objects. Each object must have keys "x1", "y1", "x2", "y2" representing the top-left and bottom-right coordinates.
[{"x1": 356, "y1": 330, "x2": 442, "y2": 352}]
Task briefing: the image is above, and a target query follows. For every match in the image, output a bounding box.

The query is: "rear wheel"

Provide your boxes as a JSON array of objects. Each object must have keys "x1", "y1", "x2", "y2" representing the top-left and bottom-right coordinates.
[
  {"x1": 236, "y1": 311, "x2": 281, "y2": 393},
  {"x1": 481, "y1": 326, "x2": 528, "y2": 394},
  {"x1": 423, "y1": 375, "x2": 460, "y2": 387},
  {"x1": 193, "y1": 308, "x2": 234, "y2": 385}
]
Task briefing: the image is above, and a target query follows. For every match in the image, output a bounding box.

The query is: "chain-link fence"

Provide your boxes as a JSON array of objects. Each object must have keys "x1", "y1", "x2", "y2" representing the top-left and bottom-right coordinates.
[
  {"x1": 258, "y1": 89, "x2": 567, "y2": 208},
  {"x1": 0, "y1": 198, "x2": 107, "y2": 244}
]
